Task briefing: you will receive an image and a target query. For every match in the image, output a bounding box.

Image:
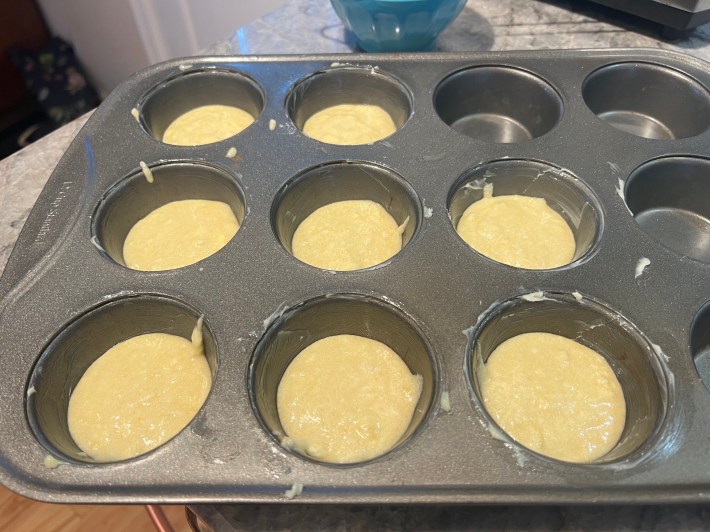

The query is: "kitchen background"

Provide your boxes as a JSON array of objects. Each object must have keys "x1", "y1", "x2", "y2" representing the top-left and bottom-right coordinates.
[{"x1": 1, "y1": 0, "x2": 287, "y2": 158}]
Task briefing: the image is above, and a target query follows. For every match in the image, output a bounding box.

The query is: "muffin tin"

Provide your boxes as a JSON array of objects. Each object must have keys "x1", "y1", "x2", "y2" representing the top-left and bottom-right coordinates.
[{"x1": 0, "y1": 49, "x2": 709, "y2": 504}]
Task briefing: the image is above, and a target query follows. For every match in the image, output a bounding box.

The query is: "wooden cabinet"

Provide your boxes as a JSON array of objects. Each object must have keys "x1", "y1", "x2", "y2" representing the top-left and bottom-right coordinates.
[{"x1": 0, "y1": 0, "x2": 49, "y2": 128}]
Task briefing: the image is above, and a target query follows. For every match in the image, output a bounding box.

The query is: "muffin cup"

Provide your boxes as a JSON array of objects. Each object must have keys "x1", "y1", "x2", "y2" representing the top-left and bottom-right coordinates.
[
  {"x1": 434, "y1": 66, "x2": 563, "y2": 143},
  {"x1": 465, "y1": 291, "x2": 673, "y2": 465},
  {"x1": 448, "y1": 159, "x2": 602, "y2": 269},
  {"x1": 286, "y1": 66, "x2": 411, "y2": 144},
  {"x1": 26, "y1": 294, "x2": 218, "y2": 464},
  {"x1": 249, "y1": 293, "x2": 438, "y2": 466},
  {"x1": 92, "y1": 161, "x2": 245, "y2": 270},
  {"x1": 582, "y1": 62, "x2": 710, "y2": 140},
  {"x1": 624, "y1": 156, "x2": 710, "y2": 263},
  {"x1": 137, "y1": 67, "x2": 264, "y2": 145},
  {"x1": 272, "y1": 160, "x2": 419, "y2": 270}
]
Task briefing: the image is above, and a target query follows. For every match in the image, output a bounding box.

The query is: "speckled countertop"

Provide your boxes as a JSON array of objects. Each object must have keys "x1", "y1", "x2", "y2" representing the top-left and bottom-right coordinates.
[
  {"x1": 209, "y1": 0, "x2": 710, "y2": 58},
  {"x1": 1, "y1": 0, "x2": 709, "y2": 529}
]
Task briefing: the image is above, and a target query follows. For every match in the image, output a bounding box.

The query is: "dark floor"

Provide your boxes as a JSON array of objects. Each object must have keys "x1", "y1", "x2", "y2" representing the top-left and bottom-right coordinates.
[{"x1": 0, "y1": 109, "x2": 49, "y2": 159}]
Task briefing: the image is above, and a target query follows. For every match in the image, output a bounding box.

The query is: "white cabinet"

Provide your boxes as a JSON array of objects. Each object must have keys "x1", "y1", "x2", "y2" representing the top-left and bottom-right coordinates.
[{"x1": 37, "y1": 0, "x2": 287, "y2": 98}]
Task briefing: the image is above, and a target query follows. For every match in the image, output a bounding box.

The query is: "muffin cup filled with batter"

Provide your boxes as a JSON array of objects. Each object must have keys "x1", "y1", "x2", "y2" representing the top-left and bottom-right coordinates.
[
  {"x1": 249, "y1": 293, "x2": 438, "y2": 465},
  {"x1": 272, "y1": 161, "x2": 420, "y2": 271},
  {"x1": 137, "y1": 67, "x2": 264, "y2": 145},
  {"x1": 465, "y1": 291, "x2": 673, "y2": 465},
  {"x1": 92, "y1": 161, "x2": 245, "y2": 271},
  {"x1": 448, "y1": 159, "x2": 602, "y2": 270},
  {"x1": 434, "y1": 66, "x2": 563, "y2": 143},
  {"x1": 26, "y1": 295, "x2": 218, "y2": 464},
  {"x1": 287, "y1": 66, "x2": 411, "y2": 145}
]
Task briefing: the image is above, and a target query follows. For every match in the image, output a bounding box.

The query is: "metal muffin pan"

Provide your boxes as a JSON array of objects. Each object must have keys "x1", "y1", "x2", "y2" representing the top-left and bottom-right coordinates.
[{"x1": 0, "y1": 49, "x2": 709, "y2": 504}]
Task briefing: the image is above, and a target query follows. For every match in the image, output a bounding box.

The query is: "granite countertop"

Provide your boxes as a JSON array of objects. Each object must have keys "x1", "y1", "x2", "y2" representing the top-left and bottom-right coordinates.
[
  {"x1": 1, "y1": 0, "x2": 709, "y2": 529},
  {"x1": 210, "y1": 0, "x2": 710, "y2": 59}
]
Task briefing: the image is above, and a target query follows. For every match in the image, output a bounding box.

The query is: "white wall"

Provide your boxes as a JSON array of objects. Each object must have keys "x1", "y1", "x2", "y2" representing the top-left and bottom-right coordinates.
[
  {"x1": 37, "y1": 0, "x2": 286, "y2": 99},
  {"x1": 37, "y1": 0, "x2": 149, "y2": 98}
]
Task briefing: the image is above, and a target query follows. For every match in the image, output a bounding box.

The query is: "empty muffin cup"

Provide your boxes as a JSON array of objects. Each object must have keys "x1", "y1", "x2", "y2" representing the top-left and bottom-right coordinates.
[
  {"x1": 448, "y1": 159, "x2": 601, "y2": 269},
  {"x1": 582, "y1": 62, "x2": 710, "y2": 139},
  {"x1": 691, "y1": 301, "x2": 710, "y2": 393},
  {"x1": 466, "y1": 292, "x2": 672, "y2": 465},
  {"x1": 249, "y1": 293, "x2": 437, "y2": 465},
  {"x1": 138, "y1": 68, "x2": 264, "y2": 145},
  {"x1": 625, "y1": 156, "x2": 710, "y2": 263},
  {"x1": 26, "y1": 295, "x2": 218, "y2": 463},
  {"x1": 434, "y1": 66, "x2": 563, "y2": 143},
  {"x1": 286, "y1": 67, "x2": 411, "y2": 145},
  {"x1": 272, "y1": 161, "x2": 419, "y2": 271},
  {"x1": 92, "y1": 161, "x2": 245, "y2": 271}
]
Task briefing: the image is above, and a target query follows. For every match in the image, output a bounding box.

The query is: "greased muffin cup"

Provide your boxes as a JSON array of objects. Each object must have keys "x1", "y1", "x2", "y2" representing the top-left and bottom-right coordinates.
[{"x1": 0, "y1": 50, "x2": 709, "y2": 504}]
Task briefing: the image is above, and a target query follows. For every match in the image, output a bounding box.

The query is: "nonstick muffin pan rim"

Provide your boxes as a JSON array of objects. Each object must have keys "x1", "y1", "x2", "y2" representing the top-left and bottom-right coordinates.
[{"x1": 0, "y1": 49, "x2": 708, "y2": 504}]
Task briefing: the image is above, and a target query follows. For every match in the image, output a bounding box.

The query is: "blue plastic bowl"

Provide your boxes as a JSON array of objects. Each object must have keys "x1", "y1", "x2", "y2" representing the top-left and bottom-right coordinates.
[{"x1": 331, "y1": 0, "x2": 468, "y2": 52}]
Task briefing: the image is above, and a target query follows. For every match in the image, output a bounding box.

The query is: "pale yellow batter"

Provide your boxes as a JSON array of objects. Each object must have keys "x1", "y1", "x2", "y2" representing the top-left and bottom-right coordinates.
[
  {"x1": 302, "y1": 103, "x2": 397, "y2": 145},
  {"x1": 291, "y1": 200, "x2": 406, "y2": 271},
  {"x1": 123, "y1": 199, "x2": 239, "y2": 271},
  {"x1": 456, "y1": 185, "x2": 575, "y2": 269},
  {"x1": 277, "y1": 334, "x2": 423, "y2": 463},
  {"x1": 67, "y1": 321, "x2": 211, "y2": 462},
  {"x1": 162, "y1": 104, "x2": 254, "y2": 145},
  {"x1": 480, "y1": 332, "x2": 626, "y2": 463}
]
